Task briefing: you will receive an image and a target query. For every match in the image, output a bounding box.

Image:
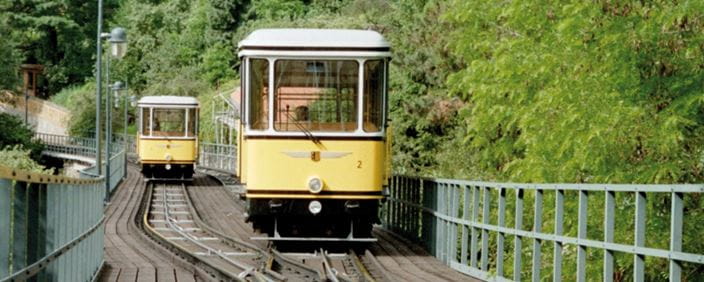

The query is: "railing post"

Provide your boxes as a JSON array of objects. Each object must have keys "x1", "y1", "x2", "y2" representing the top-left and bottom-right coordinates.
[
  {"x1": 481, "y1": 186, "x2": 490, "y2": 271},
  {"x1": 514, "y1": 188, "x2": 524, "y2": 281},
  {"x1": 604, "y1": 190, "x2": 615, "y2": 282},
  {"x1": 470, "y1": 185, "x2": 480, "y2": 268},
  {"x1": 436, "y1": 182, "x2": 445, "y2": 262},
  {"x1": 28, "y1": 184, "x2": 47, "y2": 277},
  {"x1": 450, "y1": 185, "x2": 459, "y2": 263},
  {"x1": 0, "y1": 179, "x2": 11, "y2": 277},
  {"x1": 58, "y1": 184, "x2": 68, "y2": 281},
  {"x1": 461, "y1": 185, "x2": 470, "y2": 265},
  {"x1": 634, "y1": 191, "x2": 646, "y2": 282},
  {"x1": 554, "y1": 189, "x2": 564, "y2": 282},
  {"x1": 496, "y1": 187, "x2": 506, "y2": 277},
  {"x1": 445, "y1": 183, "x2": 453, "y2": 263},
  {"x1": 12, "y1": 182, "x2": 28, "y2": 273},
  {"x1": 413, "y1": 179, "x2": 420, "y2": 240},
  {"x1": 531, "y1": 189, "x2": 543, "y2": 282},
  {"x1": 577, "y1": 190, "x2": 588, "y2": 282},
  {"x1": 44, "y1": 184, "x2": 59, "y2": 280},
  {"x1": 670, "y1": 191, "x2": 683, "y2": 282}
]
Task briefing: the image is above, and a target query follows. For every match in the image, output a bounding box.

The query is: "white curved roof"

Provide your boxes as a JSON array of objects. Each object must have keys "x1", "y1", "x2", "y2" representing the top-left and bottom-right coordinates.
[
  {"x1": 138, "y1": 96, "x2": 198, "y2": 106},
  {"x1": 238, "y1": 29, "x2": 390, "y2": 50}
]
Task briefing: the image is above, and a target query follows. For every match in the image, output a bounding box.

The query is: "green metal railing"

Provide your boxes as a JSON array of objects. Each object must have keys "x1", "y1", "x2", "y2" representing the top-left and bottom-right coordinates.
[
  {"x1": 35, "y1": 133, "x2": 97, "y2": 158},
  {"x1": 198, "y1": 142, "x2": 237, "y2": 173},
  {"x1": 383, "y1": 176, "x2": 704, "y2": 282},
  {"x1": 0, "y1": 167, "x2": 105, "y2": 281},
  {"x1": 0, "y1": 133, "x2": 128, "y2": 281}
]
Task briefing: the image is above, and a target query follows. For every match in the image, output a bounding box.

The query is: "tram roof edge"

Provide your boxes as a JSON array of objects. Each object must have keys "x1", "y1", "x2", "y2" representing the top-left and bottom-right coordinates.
[
  {"x1": 238, "y1": 28, "x2": 390, "y2": 51},
  {"x1": 138, "y1": 96, "x2": 199, "y2": 106}
]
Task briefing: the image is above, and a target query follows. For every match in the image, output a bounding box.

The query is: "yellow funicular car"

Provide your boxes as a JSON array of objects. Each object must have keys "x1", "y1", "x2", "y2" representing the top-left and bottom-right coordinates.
[
  {"x1": 237, "y1": 29, "x2": 392, "y2": 241},
  {"x1": 137, "y1": 96, "x2": 199, "y2": 181}
]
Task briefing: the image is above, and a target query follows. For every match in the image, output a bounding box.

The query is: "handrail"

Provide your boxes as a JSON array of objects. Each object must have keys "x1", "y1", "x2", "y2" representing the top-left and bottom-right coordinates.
[
  {"x1": 0, "y1": 165, "x2": 105, "y2": 281},
  {"x1": 0, "y1": 133, "x2": 127, "y2": 281},
  {"x1": 383, "y1": 175, "x2": 704, "y2": 282}
]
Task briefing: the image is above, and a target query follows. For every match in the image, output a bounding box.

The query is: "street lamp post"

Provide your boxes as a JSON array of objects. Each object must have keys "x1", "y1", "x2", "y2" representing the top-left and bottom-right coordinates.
[
  {"x1": 94, "y1": 0, "x2": 104, "y2": 177},
  {"x1": 102, "y1": 27, "x2": 127, "y2": 202},
  {"x1": 110, "y1": 81, "x2": 128, "y2": 179},
  {"x1": 125, "y1": 93, "x2": 136, "y2": 179}
]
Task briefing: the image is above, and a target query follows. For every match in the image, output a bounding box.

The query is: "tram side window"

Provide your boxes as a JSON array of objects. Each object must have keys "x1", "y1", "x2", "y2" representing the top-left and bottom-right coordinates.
[
  {"x1": 186, "y1": 108, "x2": 197, "y2": 137},
  {"x1": 142, "y1": 108, "x2": 151, "y2": 136},
  {"x1": 249, "y1": 59, "x2": 269, "y2": 130},
  {"x1": 363, "y1": 60, "x2": 385, "y2": 132},
  {"x1": 273, "y1": 60, "x2": 358, "y2": 132},
  {"x1": 152, "y1": 108, "x2": 186, "y2": 137}
]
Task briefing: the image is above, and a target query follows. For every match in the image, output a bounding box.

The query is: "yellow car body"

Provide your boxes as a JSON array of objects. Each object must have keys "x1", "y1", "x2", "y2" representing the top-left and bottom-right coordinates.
[
  {"x1": 240, "y1": 138, "x2": 386, "y2": 199},
  {"x1": 137, "y1": 138, "x2": 198, "y2": 164}
]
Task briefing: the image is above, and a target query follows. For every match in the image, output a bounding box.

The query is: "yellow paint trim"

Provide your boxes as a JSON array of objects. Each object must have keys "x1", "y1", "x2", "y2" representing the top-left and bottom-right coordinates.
[
  {"x1": 137, "y1": 139, "x2": 198, "y2": 163},
  {"x1": 242, "y1": 139, "x2": 386, "y2": 193},
  {"x1": 140, "y1": 160, "x2": 195, "y2": 164},
  {"x1": 0, "y1": 165, "x2": 102, "y2": 185},
  {"x1": 245, "y1": 193, "x2": 383, "y2": 200}
]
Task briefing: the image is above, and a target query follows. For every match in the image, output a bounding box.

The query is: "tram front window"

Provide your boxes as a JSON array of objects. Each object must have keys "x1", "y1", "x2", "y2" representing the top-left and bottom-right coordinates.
[
  {"x1": 273, "y1": 60, "x2": 359, "y2": 132},
  {"x1": 152, "y1": 108, "x2": 185, "y2": 137}
]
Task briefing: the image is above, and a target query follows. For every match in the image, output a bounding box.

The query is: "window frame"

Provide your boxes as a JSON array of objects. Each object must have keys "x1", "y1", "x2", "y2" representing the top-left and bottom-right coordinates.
[
  {"x1": 138, "y1": 105, "x2": 199, "y2": 140},
  {"x1": 272, "y1": 58, "x2": 360, "y2": 133},
  {"x1": 243, "y1": 56, "x2": 388, "y2": 138}
]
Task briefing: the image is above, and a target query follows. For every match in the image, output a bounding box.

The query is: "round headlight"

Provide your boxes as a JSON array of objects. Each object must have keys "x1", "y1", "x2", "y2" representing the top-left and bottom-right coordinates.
[
  {"x1": 308, "y1": 177, "x2": 323, "y2": 194},
  {"x1": 165, "y1": 154, "x2": 172, "y2": 161},
  {"x1": 308, "y1": 200, "x2": 322, "y2": 215}
]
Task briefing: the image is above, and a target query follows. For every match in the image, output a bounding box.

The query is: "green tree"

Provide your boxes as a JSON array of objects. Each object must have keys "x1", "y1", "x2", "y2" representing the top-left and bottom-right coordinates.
[
  {"x1": 0, "y1": 145, "x2": 53, "y2": 174},
  {"x1": 1, "y1": 0, "x2": 119, "y2": 95},
  {"x1": 0, "y1": 113, "x2": 44, "y2": 161},
  {"x1": 0, "y1": 10, "x2": 22, "y2": 91},
  {"x1": 446, "y1": 1, "x2": 704, "y2": 184},
  {"x1": 445, "y1": 1, "x2": 704, "y2": 280}
]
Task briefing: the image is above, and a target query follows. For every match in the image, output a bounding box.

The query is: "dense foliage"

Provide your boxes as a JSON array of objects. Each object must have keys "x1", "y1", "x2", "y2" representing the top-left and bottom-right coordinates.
[
  {"x1": 0, "y1": 113, "x2": 49, "y2": 173},
  {"x1": 445, "y1": 1, "x2": 704, "y2": 184},
  {"x1": 0, "y1": 0, "x2": 119, "y2": 95},
  {"x1": 0, "y1": 113, "x2": 44, "y2": 161},
  {"x1": 444, "y1": 1, "x2": 704, "y2": 280}
]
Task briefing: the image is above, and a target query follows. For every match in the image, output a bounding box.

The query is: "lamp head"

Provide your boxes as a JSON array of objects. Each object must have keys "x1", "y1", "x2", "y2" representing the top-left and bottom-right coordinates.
[
  {"x1": 112, "y1": 81, "x2": 125, "y2": 91},
  {"x1": 109, "y1": 27, "x2": 127, "y2": 58}
]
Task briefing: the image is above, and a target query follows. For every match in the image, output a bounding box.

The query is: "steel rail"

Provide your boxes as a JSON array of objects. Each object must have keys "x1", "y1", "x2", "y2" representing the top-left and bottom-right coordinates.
[
  {"x1": 269, "y1": 249, "x2": 324, "y2": 280},
  {"x1": 181, "y1": 178, "x2": 287, "y2": 282},
  {"x1": 165, "y1": 184, "x2": 256, "y2": 278},
  {"x1": 320, "y1": 249, "x2": 343, "y2": 282},
  {"x1": 140, "y1": 182, "x2": 242, "y2": 281},
  {"x1": 181, "y1": 177, "x2": 262, "y2": 253},
  {"x1": 348, "y1": 249, "x2": 377, "y2": 282}
]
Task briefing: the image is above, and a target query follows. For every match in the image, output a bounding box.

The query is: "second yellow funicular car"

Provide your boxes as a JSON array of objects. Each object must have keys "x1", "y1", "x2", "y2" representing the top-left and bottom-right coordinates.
[
  {"x1": 137, "y1": 96, "x2": 199, "y2": 181},
  {"x1": 237, "y1": 28, "x2": 392, "y2": 241}
]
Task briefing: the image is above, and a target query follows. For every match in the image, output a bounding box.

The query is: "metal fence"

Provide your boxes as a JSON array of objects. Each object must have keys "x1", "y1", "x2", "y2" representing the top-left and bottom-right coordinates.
[
  {"x1": 198, "y1": 142, "x2": 237, "y2": 173},
  {"x1": 383, "y1": 176, "x2": 704, "y2": 282},
  {"x1": 0, "y1": 166, "x2": 105, "y2": 281},
  {"x1": 116, "y1": 133, "x2": 136, "y2": 155},
  {"x1": 77, "y1": 146, "x2": 126, "y2": 195},
  {"x1": 35, "y1": 133, "x2": 96, "y2": 158}
]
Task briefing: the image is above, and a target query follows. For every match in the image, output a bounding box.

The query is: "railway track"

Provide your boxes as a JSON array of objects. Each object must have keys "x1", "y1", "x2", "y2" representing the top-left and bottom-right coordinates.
[
  {"x1": 187, "y1": 171, "x2": 394, "y2": 282},
  {"x1": 143, "y1": 182, "x2": 277, "y2": 281},
  {"x1": 102, "y1": 166, "x2": 469, "y2": 281},
  {"x1": 141, "y1": 175, "x2": 391, "y2": 282},
  {"x1": 100, "y1": 166, "x2": 205, "y2": 281},
  {"x1": 191, "y1": 171, "x2": 474, "y2": 282}
]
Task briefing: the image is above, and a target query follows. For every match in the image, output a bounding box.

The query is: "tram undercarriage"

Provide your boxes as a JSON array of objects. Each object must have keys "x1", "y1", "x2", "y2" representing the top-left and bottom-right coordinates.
[{"x1": 247, "y1": 199, "x2": 379, "y2": 242}]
